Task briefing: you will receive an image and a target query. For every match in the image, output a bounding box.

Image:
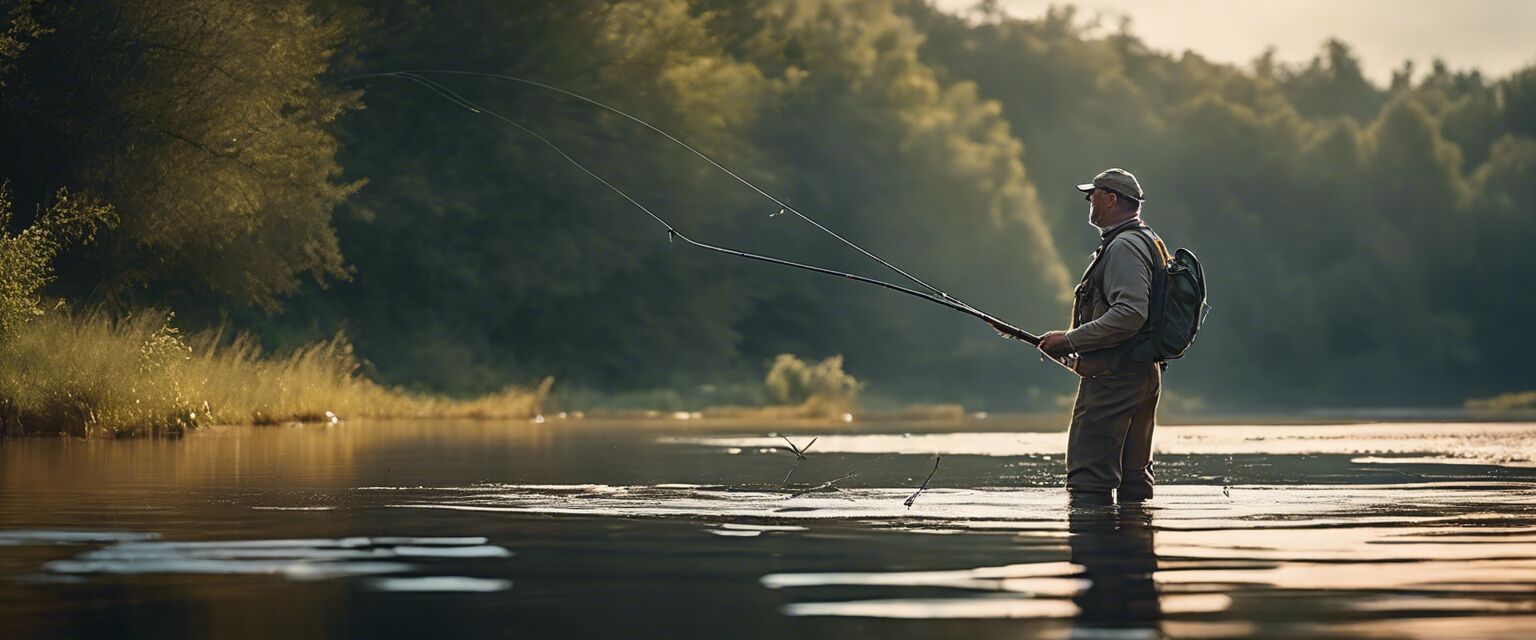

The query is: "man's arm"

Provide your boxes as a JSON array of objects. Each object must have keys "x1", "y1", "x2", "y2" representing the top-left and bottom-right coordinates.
[{"x1": 1064, "y1": 237, "x2": 1152, "y2": 353}]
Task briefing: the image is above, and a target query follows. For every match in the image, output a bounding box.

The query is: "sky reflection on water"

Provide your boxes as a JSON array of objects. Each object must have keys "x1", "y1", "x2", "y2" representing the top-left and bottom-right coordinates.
[{"x1": 1, "y1": 418, "x2": 1534, "y2": 638}]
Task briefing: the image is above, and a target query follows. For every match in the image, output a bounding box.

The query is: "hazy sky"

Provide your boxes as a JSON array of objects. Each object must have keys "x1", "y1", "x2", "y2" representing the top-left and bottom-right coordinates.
[{"x1": 932, "y1": 0, "x2": 1536, "y2": 85}]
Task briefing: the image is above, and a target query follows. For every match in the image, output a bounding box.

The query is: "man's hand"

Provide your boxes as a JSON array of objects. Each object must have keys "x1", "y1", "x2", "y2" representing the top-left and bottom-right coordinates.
[{"x1": 1038, "y1": 330, "x2": 1074, "y2": 358}]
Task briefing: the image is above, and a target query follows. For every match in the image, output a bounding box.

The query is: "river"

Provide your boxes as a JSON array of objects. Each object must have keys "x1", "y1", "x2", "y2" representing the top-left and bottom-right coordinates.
[{"x1": 2, "y1": 417, "x2": 1534, "y2": 638}]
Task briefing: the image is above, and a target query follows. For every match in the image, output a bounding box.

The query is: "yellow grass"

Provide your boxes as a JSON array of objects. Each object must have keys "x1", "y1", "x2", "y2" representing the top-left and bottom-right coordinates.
[
  {"x1": 1467, "y1": 390, "x2": 1536, "y2": 413},
  {"x1": 0, "y1": 311, "x2": 549, "y2": 437}
]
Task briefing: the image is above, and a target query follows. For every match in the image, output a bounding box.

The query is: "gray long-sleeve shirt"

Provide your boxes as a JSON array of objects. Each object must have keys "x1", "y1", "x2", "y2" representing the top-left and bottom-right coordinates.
[{"x1": 1066, "y1": 218, "x2": 1157, "y2": 353}]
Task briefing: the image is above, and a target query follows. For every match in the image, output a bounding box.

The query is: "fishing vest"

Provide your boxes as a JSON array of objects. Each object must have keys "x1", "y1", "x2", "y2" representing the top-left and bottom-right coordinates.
[{"x1": 1072, "y1": 221, "x2": 1208, "y2": 369}]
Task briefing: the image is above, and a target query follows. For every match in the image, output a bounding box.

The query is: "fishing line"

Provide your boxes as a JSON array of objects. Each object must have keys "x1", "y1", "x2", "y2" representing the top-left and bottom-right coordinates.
[
  {"x1": 352, "y1": 70, "x2": 989, "y2": 314},
  {"x1": 344, "y1": 70, "x2": 1070, "y2": 362},
  {"x1": 381, "y1": 72, "x2": 1008, "y2": 324},
  {"x1": 388, "y1": 69, "x2": 976, "y2": 312}
]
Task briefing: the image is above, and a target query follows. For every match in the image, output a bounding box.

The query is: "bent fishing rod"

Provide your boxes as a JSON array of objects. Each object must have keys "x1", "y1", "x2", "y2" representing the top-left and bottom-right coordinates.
[{"x1": 344, "y1": 71, "x2": 1074, "y2": 369}]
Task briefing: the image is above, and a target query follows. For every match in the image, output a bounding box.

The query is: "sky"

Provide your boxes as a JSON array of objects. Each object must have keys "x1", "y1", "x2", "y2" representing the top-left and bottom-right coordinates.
[{"x1": 932, "y1": 0, "x2": 1536, "y2": 85}]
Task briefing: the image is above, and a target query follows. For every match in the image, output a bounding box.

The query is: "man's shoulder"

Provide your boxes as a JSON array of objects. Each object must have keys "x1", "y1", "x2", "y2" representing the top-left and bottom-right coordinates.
[{"x1": 1104, "y1": 228, "x2": 1157, "y2": 267}]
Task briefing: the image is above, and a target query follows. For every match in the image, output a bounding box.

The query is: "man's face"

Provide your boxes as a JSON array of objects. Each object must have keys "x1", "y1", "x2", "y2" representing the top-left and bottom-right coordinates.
[{"x1": 1085, "y1": 188, "x2": 1113, "y2": 227}]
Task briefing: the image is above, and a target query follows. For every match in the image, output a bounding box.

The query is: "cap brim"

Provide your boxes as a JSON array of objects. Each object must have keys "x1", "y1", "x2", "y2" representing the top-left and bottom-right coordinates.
[{"x1": 1075, "y1": 183, "x2": 1095, "y2": 193}]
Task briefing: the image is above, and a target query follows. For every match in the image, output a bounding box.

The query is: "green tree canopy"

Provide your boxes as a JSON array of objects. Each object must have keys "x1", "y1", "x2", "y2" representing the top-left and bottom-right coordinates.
[
  {"x1": 0, "y1": 0, "x2": 359, "y2": 309},
  {"x1": 5, "y1": 0, "x2": 1535, "y2": 411}
]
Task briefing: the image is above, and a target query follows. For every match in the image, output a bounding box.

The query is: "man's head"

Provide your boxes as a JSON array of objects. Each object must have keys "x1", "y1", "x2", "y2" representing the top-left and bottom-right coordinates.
[{"x1": 1076, "y1": 168, "x2": 1144, "y2": 228}]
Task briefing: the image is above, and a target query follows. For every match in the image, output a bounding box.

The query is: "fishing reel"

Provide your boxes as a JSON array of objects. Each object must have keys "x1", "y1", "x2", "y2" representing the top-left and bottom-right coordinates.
[{"x1": 1040, "y1": 349, "x2": 1079, "y2": 374}]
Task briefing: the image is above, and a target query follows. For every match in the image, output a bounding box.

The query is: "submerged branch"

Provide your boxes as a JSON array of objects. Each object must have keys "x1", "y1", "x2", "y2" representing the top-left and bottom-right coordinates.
[
  {"x1": 905, "y1": 455, "x2": 942, "y2": 508},
  {"x1": 779, "y1": 435, "x2": 817, "y2": 487},
  {"x1": 788, "y1": 454, "x2": 885, "y2": 499}
]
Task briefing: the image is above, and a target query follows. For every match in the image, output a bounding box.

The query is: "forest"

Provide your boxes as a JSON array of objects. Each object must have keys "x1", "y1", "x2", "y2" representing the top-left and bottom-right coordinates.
[{"x1": 2, "y1": 0, "x2": 1534, "y2": 431}]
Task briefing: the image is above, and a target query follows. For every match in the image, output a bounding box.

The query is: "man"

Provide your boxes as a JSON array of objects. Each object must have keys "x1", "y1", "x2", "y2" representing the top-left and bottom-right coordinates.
[{"x1": 1039, "y1": 168, "x2": 1167, "y2": 506}]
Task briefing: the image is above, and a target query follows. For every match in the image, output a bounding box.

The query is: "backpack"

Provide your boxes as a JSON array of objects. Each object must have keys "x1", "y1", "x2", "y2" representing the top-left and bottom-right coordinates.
[{"x1": 1123, "y1": 227, "x2": 1209, "y2": 364}]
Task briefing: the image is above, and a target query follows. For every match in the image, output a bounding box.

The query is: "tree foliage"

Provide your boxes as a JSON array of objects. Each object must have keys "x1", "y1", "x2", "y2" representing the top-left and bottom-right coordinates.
[
  {"x1": 902, "y1": 2, "x2": 1535, "y2": 406},
  {"x1": 297, "y1": 0, "x2": 1069, "y2": 399},
  {"x1": 0, "y1": 0, "x2": 359, "y2": 309},
  {"x1": 4, "y1": 0, "x2": 1535, "y2": 410},
  {"x1": 0, "y1": 186, "x2": 115, "y2": 334}
]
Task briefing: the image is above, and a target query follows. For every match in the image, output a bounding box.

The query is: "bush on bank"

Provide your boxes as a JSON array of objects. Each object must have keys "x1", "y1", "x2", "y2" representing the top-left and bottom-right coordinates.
[
  {"x1": 0, "y1": 187, "x2": 546, "y2": 437},
  {"x1": 0, "y1": 311, "x2": 550, "y2": 437}
]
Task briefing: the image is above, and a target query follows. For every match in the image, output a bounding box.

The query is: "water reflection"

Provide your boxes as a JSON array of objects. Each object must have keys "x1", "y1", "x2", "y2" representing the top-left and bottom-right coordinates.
[
  {"x1": 40, "y1": 535, "x2": 512, "y2": 581},
  {"x1": 1069, "y1": 503, "x2": 1161, "y2": 637},
  {"x1": 3, "y1": 419, "x2": 1536, "y2": 638},
  {"x1": 668, "y1": 422, "x2": 1536, "y2": 466}
]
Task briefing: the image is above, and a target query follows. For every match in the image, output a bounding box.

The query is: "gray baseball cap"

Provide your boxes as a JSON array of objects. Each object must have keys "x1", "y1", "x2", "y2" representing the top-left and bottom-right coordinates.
[{"x1": 1076, "y1": 168, "x2": 1144, "y2": 201}]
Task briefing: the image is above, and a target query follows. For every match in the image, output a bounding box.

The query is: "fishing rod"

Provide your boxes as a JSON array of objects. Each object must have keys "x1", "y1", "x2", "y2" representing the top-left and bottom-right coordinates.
[
  {"x1": 377, "y1": 69, "x2": 976, "y2": 313},
  {"x1": 344, "y1": 71, "x2": 1073, "y2": 368}
]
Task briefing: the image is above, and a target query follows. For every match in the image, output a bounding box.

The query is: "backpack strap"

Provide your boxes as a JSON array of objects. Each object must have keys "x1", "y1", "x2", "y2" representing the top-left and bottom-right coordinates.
[
  {"x1": 1072, "y1": 221, "x2": 1153, "y2": 330},
  {"x1": 1113, "y1": 225, "x2": 1175, "y2": 370},
  {"x1": 1073, "y1": 221, "x2": 1179, "y2": 372},
  {"x1": 1079, "y1": 221, "x2": 1151, "y2": 284},
  {"x1": 1138, "y1": 227, "x2": 1173, "y2": 267}
]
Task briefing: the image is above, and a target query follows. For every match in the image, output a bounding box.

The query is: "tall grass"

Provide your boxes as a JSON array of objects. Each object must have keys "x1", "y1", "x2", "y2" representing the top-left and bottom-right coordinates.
[
  {"x1": 1467, "y1": 390, "x2": 1536, "y2": 413},
  {"x1": 0, "y1": 311, "x2": 549, "y2": 437}
]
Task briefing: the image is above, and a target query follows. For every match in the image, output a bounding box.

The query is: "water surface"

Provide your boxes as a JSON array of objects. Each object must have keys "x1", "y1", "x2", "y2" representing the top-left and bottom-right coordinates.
[{"x1": 2, "y1": 418, "x2": 1534, "y2": 638}]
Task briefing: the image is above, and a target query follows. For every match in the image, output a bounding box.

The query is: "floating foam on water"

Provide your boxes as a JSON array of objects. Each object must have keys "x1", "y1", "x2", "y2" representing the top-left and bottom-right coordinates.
[
  {"x1": 709, "y1": 530, "x2": 761, "y2": 537},
  {"x1": 764, "y1": 560, "x2": 1080, "y2": 588},
  {"x1": 780, "y1": 594, "x2": 1231, "y2": 619},
  {"x1": 369, "y1": 537, "x2": 490, "y2": 546},
  {"x1": 390, "y1": 545, "x2": 513, "y2": 558},
  {"x1": 45, "y1": 558, "x2": 412, "y2": 579},
  {"x1": 39, "y1": 536, "x2": 514, "y2": 582},
  {"x1": 104, "y1": 538, "x2": 374, "y2": 550},
  {"x1": 1351, "y1": 456, "x2": 1536, "y2": 468},
  {"x1": 784, "y1": 596, "x2": 1078, "y2": 619},
  {"x1": 720, "y1": 523, "x2": 808, "y2": 532},
  {"x1": 706, "y1": 522, "x2": 809, "y2": 537},
  {"x1": 364, "y1": 576, "x2": 512, "y2": 592},
  {"x1": 0, "y1": 530, "x2": 159, "y2": 545},
  {"x1": 252, "y1": 506, "x2": 337, "y2": 511}
]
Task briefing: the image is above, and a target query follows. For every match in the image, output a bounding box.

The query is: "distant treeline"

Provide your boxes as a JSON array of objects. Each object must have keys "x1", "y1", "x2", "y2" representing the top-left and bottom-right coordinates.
[{"x1": 2, "y1": 0, "x2": 1532, "y2": 410}]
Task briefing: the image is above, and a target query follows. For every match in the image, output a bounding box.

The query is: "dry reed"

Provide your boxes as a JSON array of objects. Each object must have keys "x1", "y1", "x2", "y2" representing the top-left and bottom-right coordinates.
[{"x1": 0, "y1": 311, "x2": 549, "y2": 437}]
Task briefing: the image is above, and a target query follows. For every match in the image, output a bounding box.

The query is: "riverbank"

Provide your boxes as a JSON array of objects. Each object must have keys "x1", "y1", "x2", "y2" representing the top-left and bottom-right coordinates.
[
  {"x1": 8, "y1": 309, "x2": 1526, "y2": 438},
  {"x1": 0, "y1": 311, "x2": 549, "y2": 438}
]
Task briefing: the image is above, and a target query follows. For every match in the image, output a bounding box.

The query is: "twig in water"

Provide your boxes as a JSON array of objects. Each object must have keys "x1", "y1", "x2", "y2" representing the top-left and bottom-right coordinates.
[
  {"x1": 779, "y1": 436, "x2": 818, "y2": 487},
  {"x1": 788, "y1": 454, "x2": 885, "y2": 499},
  {"x1": 1222, "y1": 454, "x2": 1233, "y2": 498},
  {"x1": 904, "y1": 455, "x2": 942, "y2": 508}
]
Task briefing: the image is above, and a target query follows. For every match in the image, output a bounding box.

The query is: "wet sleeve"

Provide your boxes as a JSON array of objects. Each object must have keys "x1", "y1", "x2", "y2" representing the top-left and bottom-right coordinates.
[{"x1": 1064, "y1": 238, "x2": 1152, "y2": 353}]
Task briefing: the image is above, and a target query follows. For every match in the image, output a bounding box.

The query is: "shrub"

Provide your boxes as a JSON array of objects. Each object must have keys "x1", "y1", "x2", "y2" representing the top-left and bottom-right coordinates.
[
  {"x1": 0, "y1": 311, "x2": 550, "y2": 437},
  {"x1": 0, "y1": 185, "x2": 115, "y2": 334},
  {"x1": 764, "y1": 354, "x2": 862, "y2": 417}
]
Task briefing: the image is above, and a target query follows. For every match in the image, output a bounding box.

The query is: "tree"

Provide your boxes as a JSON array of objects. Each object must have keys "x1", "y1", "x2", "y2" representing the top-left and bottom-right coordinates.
[{"x1": 0, "y1": 0, "x2": 360, "y2": 309}]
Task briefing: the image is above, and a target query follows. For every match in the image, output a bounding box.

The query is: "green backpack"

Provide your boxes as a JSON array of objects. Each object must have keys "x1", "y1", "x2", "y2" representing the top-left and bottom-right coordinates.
[{"x1": 1124, "y1": 228, "x2": 1209, "y2": 364}]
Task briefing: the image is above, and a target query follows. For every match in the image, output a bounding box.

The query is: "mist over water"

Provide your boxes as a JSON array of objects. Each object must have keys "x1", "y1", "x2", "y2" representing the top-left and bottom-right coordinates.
[{"x1": 2, "y1": 418, "x2": 1535, "y2": 638}]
